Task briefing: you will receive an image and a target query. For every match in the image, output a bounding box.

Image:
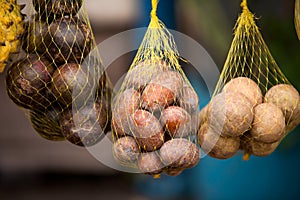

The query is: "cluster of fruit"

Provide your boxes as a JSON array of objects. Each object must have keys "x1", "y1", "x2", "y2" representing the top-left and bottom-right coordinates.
[
  {"x1": 5, "y1": 0, "x2": 111, "y2": 146},
  {"x1": 199, "y1": 77, "x2": 300, "y2": 159},
  {"x1": 112, "y1": 60, "x2": 200, "y2": 176}
]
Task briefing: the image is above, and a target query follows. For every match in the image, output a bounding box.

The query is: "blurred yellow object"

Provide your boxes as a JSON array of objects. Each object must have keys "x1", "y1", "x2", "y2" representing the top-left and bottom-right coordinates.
[
  {"x1": 295, "y1": 0, "x2": 300, "y2": 40},
  {"x1": 0, "y1": 0, "x2": 24, "y2": 73}
]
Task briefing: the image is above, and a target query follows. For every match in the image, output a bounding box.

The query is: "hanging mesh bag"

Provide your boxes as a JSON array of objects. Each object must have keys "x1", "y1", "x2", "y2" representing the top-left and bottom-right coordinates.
[
  {"x1": 198, "y1": 0, "x2": 300, "y2": 160},
  {"x1": 111, "y1": 0, "x2": 201, "y2": 177},
  {"x1": 5, "y1": 0, "x2": 112, "y2": 146}
]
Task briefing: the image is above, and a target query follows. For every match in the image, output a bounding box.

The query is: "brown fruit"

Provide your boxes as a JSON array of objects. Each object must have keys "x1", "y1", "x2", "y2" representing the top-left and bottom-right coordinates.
[
  {"x1": 60, "y1": 99, "x2": 108, "y2": 147},
  {"x1": 198, "y1": 123, "x2": 240, "y2": 159},
  {"x1": 113, "y1": 136, "x2": 140, "y2": 166},
  {"x1": 159, "y1": 138, "x2": 200, "y2": 169},
  {"x1": 142, "y1": 83, "x2": 175, "y2": 112},
  {"x1": 131, "y1": 110, "x2": 164, "y2": 151},
  {"x1": 207, "y1": 92, "x2": 254, "y2": 137},
  {"x1": 264, "y1": 84, "x2": 300, "y2": 123},
  {"x1": 112, "y1": 88, "x2": 141, "y2": 136},
  {"x1": 138, "y1": 152, "x2": 164, "y2": 175},
  {"x1": 223, "y1": 77, "x2": 263, "y2": 107},
  {"x1": 199, "y1": 104, "x2": 209, "y2": 125},
  {"x1": 287, "y1": 97, "x2": 300, "y2": 132},
  {"x1": 249, "y1": 139, "x2": 280, "y2": 157},
  {"x1": 179, "y1": 83, "x2": 199, "y2": 114},
  {"x1": 124, "y1": 60, "x2": 169, "y2": 90},
  {"x1": 164, "y1": 168, "x2": 183, "y2": 176},
  {"x1": 160, "y1": 106, "x2": 192, "y2": 138},
  {"x1": 151, "y1": 71, "x2": 183, "y2": 96},
  {"x1": 6, "y1": 54, "x2": 55, "y2": 111},
  {"x1": 249, "y1": 103, "x2": 286, "y2": 143}
]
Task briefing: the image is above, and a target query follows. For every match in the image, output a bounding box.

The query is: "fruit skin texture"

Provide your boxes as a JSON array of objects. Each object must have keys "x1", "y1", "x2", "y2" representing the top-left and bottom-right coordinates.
[
  {"x1": 138, "y1": 152, "x2": 164, "y2": 175},
  {"x1": 160, "y1": 106, "x2": 192, "y2": 138},
  {"x1": 207, "y1": 91, "x2": 254, "y2": 137},
  {"x1": 179, "y1": 83, "x2": 199, "y2": 114},
  {"x1": 249, "y1": 103, "x2": 286, "y2": 143},
  {"x1": 113, "y1": 136, "x2": 140, "y2": 166},
  {"x1": 223, "y1": 77, "x2": 263, "y2": 107},
  {"x1": 0, "y1": 0, "x2": 24, "y2": 73},
  {"x1": 159, "y1": 138, "x2": 200, "y2": 169},
  {"x1": 6, "y1": 54, "x2": 55, "y2": 111},
  {"x1": 45, "y1": 16, "x2": 92, "y2": 65},
  {"x1": 60, "y1": 99, "x2": 109, "y2": 147},
  {"x1": 264, "y1": 84, "x2": 300, "y2": 124},
  {"x1": 287, "y1": 96, "x2": 300, "y2": 132},
  {"x1": 131, "y1": 109, "x2": 164, "y2": 152},
  {"x1": 198, "y1": 123, "x2": 240, "y2": 159}
]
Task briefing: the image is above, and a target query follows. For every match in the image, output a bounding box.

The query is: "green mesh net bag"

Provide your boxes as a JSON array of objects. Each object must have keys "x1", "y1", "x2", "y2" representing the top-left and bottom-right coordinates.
[
  {"x1": 198, "y1": 0, "x2": 300, "y2": 160},
  {"x1": 111, "y1": 0, "x2": 200, "y2": 178},
  {"x1": 5, "y1": 0, "x2": 112, "y2": 147}
]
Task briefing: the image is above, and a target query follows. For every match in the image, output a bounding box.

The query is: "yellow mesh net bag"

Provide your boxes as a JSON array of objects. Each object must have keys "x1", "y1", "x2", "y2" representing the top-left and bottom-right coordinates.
[
  {"x1": 198, "y1": 0, "x2": 300, "y2": 161},
  {"x1": 295, "y1": 0, "x2": 300, "y2": 40},
  {"x1": 111, "y1": 0, "x2": 200, "y2": 177},
  {"x1": 5, "y1": 0, "x2": 112, "y2": 146}
]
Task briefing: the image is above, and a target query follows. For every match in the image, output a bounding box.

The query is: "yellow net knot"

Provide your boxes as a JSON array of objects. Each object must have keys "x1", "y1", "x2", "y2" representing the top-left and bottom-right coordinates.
[
  {"x1": 240, "y1": 0, "x2": 249, "y2": 11},
  {"x1": 150, "y1": 0, "x2": 159, "y2": 28}
]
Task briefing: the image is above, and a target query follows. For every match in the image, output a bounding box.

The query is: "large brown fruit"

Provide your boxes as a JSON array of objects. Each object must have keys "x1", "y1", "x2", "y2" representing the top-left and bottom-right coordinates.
[
  {"x1": 138, "y1": 152, "x2": 164, "y2": 175},
  {"x1": 159, "y1": 138, "x2": 200, "y2": 169},
  {"x1": 45, "y1": 16, "x2": 92, "y2": 64},
  {"x1": 198, "y1": 123, "x2": 240, "y2": 159},
  {"x1": 179, "y1": 83, "x2": 199, "y2": 114},
  {"x1": 207, "y1": 91, "x2": 254, "y2": 137},
  {"x1": 6, "y1": 54, "x2": 55, "y2": 111},
  {"x1": 249, "y1": 103, "x2": 286, "y2": 143},
  {"x1": 223, "y1": 77, "x2": 263, "y2": 107},
  {"x1": 131, "y1": 110, "x2": 164, "y2": 151}
]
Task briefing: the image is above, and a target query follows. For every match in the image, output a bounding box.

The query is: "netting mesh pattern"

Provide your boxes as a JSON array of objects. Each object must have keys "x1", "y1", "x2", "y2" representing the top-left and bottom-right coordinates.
[{"x1": 5, "y1": 0, "x2": 112, "y2": 147}]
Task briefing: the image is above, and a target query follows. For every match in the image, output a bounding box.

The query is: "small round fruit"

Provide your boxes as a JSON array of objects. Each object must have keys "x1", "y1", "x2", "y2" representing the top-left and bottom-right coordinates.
[
  {"x1": 159, "y1": 138, "x2": 200, "y2": 169},
  {"x1": 164, "y1": 168, "x2": 183, "y2": 176},
  {"x1": 138, "y1": 152, "x2": 164, "y2": 175},
  {"x1": 112, "y1": 89, "x2": 141, "y2": 136},
  {"x1": 198, "y1": 123, "x2": 240, "y2": 159},
  {"x1": 51, "y1": 63, "x2": 92, "y2": 106},
  {"x1": 160, "y1": 106, "x2": 192, "y2": 138},
  {"x1": 250, "y1": 103, "x2": 286, "y2": 143},
  {"x1": 207, "y1": 92, "x2": 254, "y2": 137},
  {"x1": 6, "y1": 54, "x2": 55, "y2": 111},
  {"x1": 45, "y1": 16, "x2": 92, "y2": 64},
  {"x1": 60, "y1": 100, "x2": 108, "y2": 147},
  {"x1": 223, "y1": 77, "x2": 263, "y2": 106},
  {"x1": 113, "y1": 136, "x2": 140, "y2": 166},
  {"x1": 287, "y1": 97, "x2": 300, "y2": 132},
  {"x1": 264, "y1": 84, "x2": 300, "y2": 123},
  {"x1": 29, "y1": 108, "x2": 65, "y2": 141},
  {"x1": 151, "y1": 71, "x2": 183, "y2": 96},
  {"x1": 179, "y1": 83, "x2": 199, "y2": 114},
  {"x1": 131, "y1": 110, "x2": 164, "y2": 151},
  {"x1": 249, "y1": 140, "x2": 280, "y2": 157}
]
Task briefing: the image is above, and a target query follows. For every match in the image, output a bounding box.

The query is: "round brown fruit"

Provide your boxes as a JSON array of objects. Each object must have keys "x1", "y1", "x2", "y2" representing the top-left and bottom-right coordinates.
[
  {"x1": 287, "y1": 97, "x2": 300, "y2": 132},
  {"x1": 160, "y1": 106, "x2": 192, "y2": 138},
  {"x1": 223, "y1": 77, "x2": 263, "y2": 107},
  {"x1": 179, "y1": 83, "x2": 199, "y2": 114},
  {"x1": 150, "y1": 71, "x2": 183, "y2": 96},
  {"x1": 6, "y1": 54, "x2": 55, "y2": 111},
  {"x1": 60, "y1": 99, "x2": 108, "y2": 147},
  {"x1": 45, "y1": 16, "x2": 92, "y2": 64},
  {"x1": 138, "y1": 152, "x2": 164, "y2": 175},
  {"x1": 249, "y1": 103, "x2": 286, "y2": 143},
  {"x1": 159, "y1": 138, "x2": 200, "y2": 169},
  {"x1": 264, "y1": 84, "x2": 300, "y2": 123},
  {"x1": 249, "y1": 139, "x2": 280, "y2": 157},
  {"x1": 112, "y1": 88, "x2": 141, "y2": 136},
  {"x1": 113, "y1": 136, "x2": 140, "y2": 166},
  {"x1": 207, "y1": 91, "x2": 253, "y2": 137},
  {"x1": 198, "y1": 123, "x2": 240, "y2": 159},
  {"x1": 29, "y1": 108, "x2": 65, "y2": 141},
  {"x1": 131, "y1": 110, "x2": 164, "y2": 151}
]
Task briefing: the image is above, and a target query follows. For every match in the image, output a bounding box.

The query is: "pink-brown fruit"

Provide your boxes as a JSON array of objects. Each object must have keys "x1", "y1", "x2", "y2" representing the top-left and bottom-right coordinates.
[
  {"x1": 112, "y1": 88, "x2": 141, "y2": 136},
  {"x1": 138, "y1": 152, "x2": 164, "y2": 175},
  {"x1": 151, "y1": 71, "x2": 183, "y2": 95},
  {"x1": 161, "y1": 106, "x2": 192, "y2": 138},
  {"x1": 179, "y1": 83, "x2": 199, "y2": 114},
  {"x1": 223, "y1": 77, "x2": 263, "y2": 107},
  {"x1": 207, "y1": 92, "x2": 254, "y2": 137},
  {"x1": 159, "y1": 138, "x2": 200, "y2": 169},
  {"x1": 199, "y1": 104, "x2": 209, "y2": 125},
  {"x1": 287, "y1": 97, "x2": 300, "y2": 132},
  {"x1": 249, "y1": 140, "x2": 280, "y2": 157},
  {"x1": 124, "y1": 60, "x2": 169, "y2": 90},
  {"x1": 264, "y1": 84, "x2": 300, "y2": 124},
  {"x1": 249, "y1": 103, "x2": 286, "y2": 143},
  {"x1": 142, "y1": 84, "x2": 175, "y2": 112},
  {"x1": 131, "y1": 110, "x2": 164, "y2": 151},
  {"x1": 164, "y1": 168, "x2": 183, "y2": 177},
  {"x1": 113, "y1": 136, "x2": 140, "y2": 166},
  {"x1": 198, "y1": 123, "x2": 240, "y2": 159}
]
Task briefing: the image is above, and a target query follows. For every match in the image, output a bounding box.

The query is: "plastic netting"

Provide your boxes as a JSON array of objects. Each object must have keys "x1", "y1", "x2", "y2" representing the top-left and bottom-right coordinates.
[
  {"x1": 198, "y1": 0, "x2": 300, "y2": 160},
  {"x1": 5, "y1": 0, "x2": 112, "y2": 147},
  {"x1": 111, "y1": 0, "x2": 200, "y2": 177}
]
